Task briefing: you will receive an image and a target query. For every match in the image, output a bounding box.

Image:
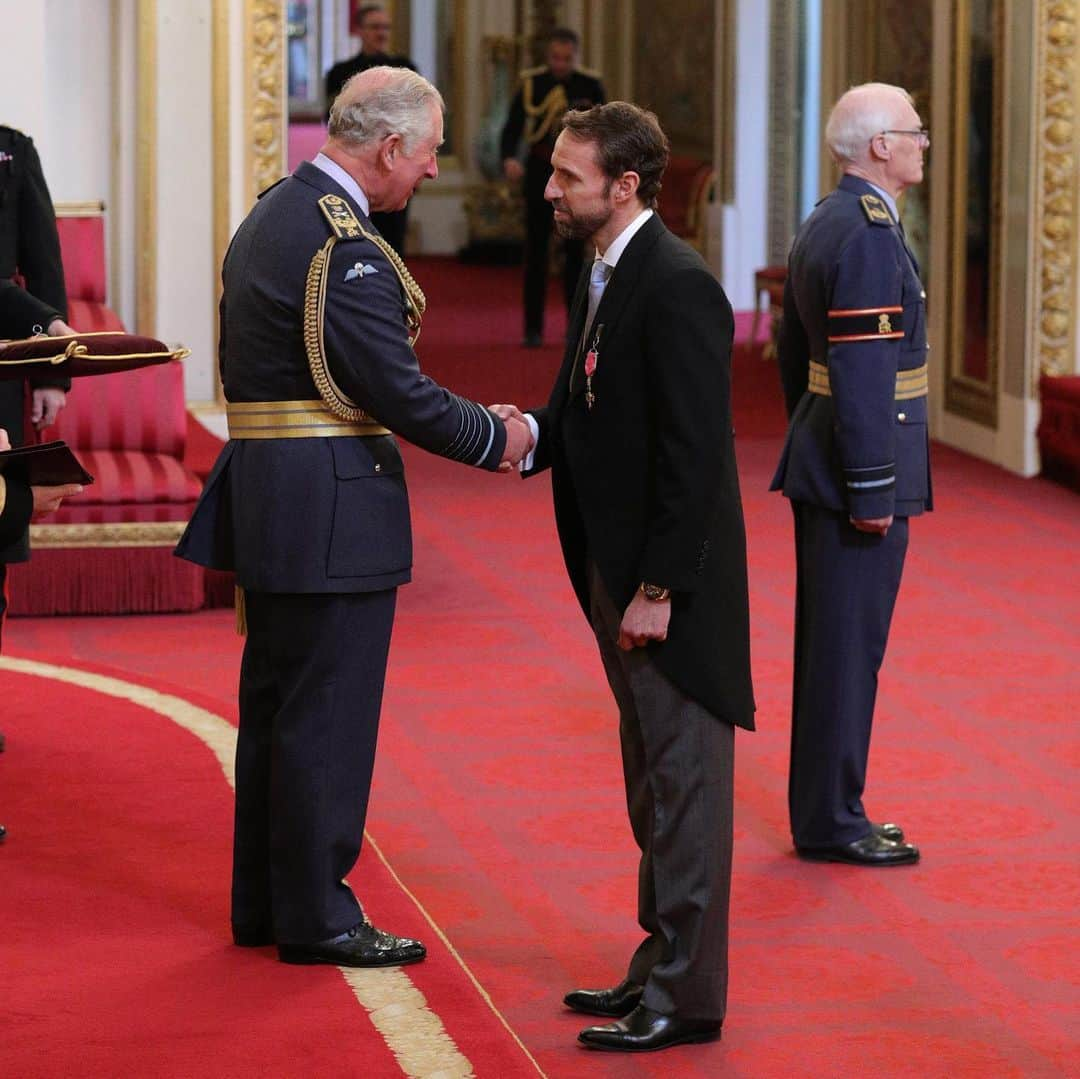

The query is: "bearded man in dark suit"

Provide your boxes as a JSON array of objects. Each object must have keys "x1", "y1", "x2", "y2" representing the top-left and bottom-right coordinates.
[{"x1": 497, "y1": 101, "x2": 755, "y2": 1053}]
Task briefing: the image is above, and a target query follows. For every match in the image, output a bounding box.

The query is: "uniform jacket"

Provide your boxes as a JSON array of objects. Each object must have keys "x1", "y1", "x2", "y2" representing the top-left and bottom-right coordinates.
[
  {"x1": 176, "y1": 162, "x2": 506, "y2": 593},
  {"x1": 525, "y1": 214, "x2": 755, "y2": 730},
  {"x1": 500, "y1": 67, "x2": 606, "y2": 168},
  {"x1": 771, "y1": 173, "x2": 932, "y2": 520}
]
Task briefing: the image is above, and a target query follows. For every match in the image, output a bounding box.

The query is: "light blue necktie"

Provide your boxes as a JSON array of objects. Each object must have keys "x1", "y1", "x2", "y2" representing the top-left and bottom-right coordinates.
[{"x1": 584, "y1": 257, "x2": 612, "y2": 341}]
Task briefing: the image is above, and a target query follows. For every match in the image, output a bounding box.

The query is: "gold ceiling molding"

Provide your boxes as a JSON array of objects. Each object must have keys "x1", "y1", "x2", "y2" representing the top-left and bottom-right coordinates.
[
  {"x1": 136, "y1": 0, "x2": 157, "y2": 336},
  {"x1": 1034, "y1": 0, "x2": 1080, "y2": 380},
  {"x1": 245, "y1": 0, "x2": 287, "y2": 207}
]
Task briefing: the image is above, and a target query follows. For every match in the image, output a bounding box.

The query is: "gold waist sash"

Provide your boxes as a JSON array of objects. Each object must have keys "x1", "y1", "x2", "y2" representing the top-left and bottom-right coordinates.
[
  {"x1": 808, "y1": 361, "x2": 928, "y2": 401},
  {"x1": 226, "y1": 400, "x2": 390, "y2": 439}
]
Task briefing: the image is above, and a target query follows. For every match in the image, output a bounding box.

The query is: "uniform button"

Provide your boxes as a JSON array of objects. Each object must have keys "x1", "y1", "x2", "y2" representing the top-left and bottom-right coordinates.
[
  {"x1": 898, "y1": 412, "x2": 907, "y2": 422},
  {"x1": 921, "y1": 290, "x2": 926, "y2": 299},
  {"x1": 374, "y1": 464, "x2": 382, "y2": 473}
]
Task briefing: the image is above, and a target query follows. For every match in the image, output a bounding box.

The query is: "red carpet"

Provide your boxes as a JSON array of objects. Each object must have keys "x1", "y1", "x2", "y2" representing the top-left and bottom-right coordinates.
[{"x1": 3, "y1": 257, "x2": 1078, "y2": 1077}]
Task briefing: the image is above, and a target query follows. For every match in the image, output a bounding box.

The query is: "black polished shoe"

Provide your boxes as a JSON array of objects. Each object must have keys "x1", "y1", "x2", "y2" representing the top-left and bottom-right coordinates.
[
  {"x1": 0, "y1": 824, "x2": 6, "y2": 843},
  {"x1": 522, "y1": 332, "x2": 543, "y2": 348},
  {"x1": 278, "y1": 920, "x2": 426, "y2": 967},
  {"x1": 232, "y1": 924, "x2": 274, "y2": 947},
  {"x1": 578, "y1": 1004, "x2": 721, "y2": 1053},
  {"x1": 871, "y1": 821, "x2": 905, "y2": 843},
  {"x1": 564, "y1": 977, "x2": 644, "y2": 1017},
  {"x1": 0, "y1": 727, "x2": 6, "y2": 752},
  {"x1": 797, "y1": 832, "x2": 920, "y2": 866}
]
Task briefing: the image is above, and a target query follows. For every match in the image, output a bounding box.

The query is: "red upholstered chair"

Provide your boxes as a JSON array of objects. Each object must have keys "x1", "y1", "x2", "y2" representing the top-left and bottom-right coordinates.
[
  {"x1": 751, "y1": 265, "x2": 788, "y2": 359},
  {"x1": 656, "y1": 155, "x2": 716, "y2": 254},
  {"x1": 1037, "y1": 374, "x2": 1080, "y2": 491},
  {"x1": 5, "y1": 203, "x2": 205, "y2": 614}
]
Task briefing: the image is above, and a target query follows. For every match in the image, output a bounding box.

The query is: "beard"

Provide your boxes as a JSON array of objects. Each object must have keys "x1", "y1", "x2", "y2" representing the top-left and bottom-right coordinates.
[{"x1": 551, "y1": 201, "x2": 612, "y2": 241}]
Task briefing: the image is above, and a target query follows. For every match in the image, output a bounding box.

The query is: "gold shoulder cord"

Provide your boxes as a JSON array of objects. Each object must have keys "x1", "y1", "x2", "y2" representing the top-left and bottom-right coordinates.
[
  {"x1": 523, "y1": 77, "x2": 569, "y2": 146},
  {"x1": 305, "y1": 194, "x2": 428, "y2": 422}
]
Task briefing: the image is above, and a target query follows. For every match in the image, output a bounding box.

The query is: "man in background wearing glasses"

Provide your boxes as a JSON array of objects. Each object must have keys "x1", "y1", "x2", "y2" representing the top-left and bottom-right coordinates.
[{"x1": 771, "y1": 83, "x2": 931, "y2": 867}]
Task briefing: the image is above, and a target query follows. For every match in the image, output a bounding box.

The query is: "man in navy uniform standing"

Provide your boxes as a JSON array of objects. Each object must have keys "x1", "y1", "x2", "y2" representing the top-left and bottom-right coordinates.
[
  {"x1": 176, "y1": 67, "x2": 532, "y2": 966},
  {"x1": 772, "y1": 82, "x2": 931, "y2": 867},
  {"x1": 500, "y1": 28, "x2": 605, "y2": 347}
]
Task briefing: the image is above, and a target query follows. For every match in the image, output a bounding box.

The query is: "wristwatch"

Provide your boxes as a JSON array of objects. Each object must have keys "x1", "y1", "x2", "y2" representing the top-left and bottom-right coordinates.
[{"x1": 639, "y1": 582, "x2": 671, "y2": 602}]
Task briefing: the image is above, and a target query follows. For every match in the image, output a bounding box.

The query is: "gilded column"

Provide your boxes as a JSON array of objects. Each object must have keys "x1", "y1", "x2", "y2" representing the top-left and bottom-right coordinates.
[
  {"x1": 245, "y1": 0, "x2": 287, "y2": 208},
  {"x1": 1033, "y1": 0, "x2": 1080, "y2": 380}
]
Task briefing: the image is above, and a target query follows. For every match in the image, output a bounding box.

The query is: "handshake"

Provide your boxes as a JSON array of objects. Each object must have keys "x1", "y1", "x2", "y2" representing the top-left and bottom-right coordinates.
[{"x1": 491, "y1": 403, "x2": 534, "y2": 473}]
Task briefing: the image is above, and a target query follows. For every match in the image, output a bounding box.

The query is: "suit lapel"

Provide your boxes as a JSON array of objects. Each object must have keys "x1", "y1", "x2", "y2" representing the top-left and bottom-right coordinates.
[{"x1": 564, "y1": 213, "x2": 666, "y2": 403}]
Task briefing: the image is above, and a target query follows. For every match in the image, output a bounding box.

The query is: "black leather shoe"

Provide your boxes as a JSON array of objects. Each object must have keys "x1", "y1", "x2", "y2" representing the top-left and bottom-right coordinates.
[
  {"x1": 522, "y1": 332, "x2": 543, "y2": 348},
  {"x1": 797, "y1": 832, "x2": 920, "y2": 866},
  {"x1": 578, "y1": 1004, "x2": 721, "y2": 1052},
  {"x1": 872, "y1": 821, "x2": 905, "y2": 843},
  {"x1": 278, "y1": 921, "x2": 426, "y2": 967},
  {"x1": 0, "y1": 728, "x2": 6, "y2": 752},
  {"x1": 0, "y1": 824, "x2": 6, "y2": 843},
  {"x1": 232, "y1": 924, "x2": 274, "y2": 947},
  {"x1": 564, "y1": 978, "x2": 644, "y2": 1017}
]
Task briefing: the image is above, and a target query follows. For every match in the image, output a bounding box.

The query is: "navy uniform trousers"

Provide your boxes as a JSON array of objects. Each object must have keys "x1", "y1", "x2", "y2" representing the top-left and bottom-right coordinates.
[
  {"x1": 232, "y1": 589, "x2": 396, "y2": 945},
  {"x1": 789, "y1": 504, "x2": 909, "y2": 849}
]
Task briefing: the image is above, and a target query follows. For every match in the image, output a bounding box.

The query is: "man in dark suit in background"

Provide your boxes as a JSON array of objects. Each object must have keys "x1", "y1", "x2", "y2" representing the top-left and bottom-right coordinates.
[
  {"x1": 772, "y1": 82, "x2": 931, "y2": 867},
  {"x1": 176, "y1": 67, "x2": 531, "y2": 968},
  {"x1": 324, "y1": 2, "x2": 416, "y2": 255},
  {"x1": 497, "y1": 102, "x2": 754, "y2": 1053},
  {"x1": 500, "y1": 28, "x2": 605, "y2": 347}
]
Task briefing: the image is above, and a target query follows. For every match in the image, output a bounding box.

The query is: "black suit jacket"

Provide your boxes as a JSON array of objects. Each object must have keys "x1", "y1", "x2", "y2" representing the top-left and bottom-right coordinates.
[
  {"x1": 176, "y1": 162, "x2": 506, "y2": 593},
  {"x1": 526, "y1": 214, "x2": 755, "y2": 729}
]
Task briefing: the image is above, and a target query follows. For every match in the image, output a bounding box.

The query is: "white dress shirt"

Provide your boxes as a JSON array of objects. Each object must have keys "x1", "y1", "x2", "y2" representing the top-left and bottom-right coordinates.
[{"x1": 312, "y1": 152, "x2": 371, "y2": 217}]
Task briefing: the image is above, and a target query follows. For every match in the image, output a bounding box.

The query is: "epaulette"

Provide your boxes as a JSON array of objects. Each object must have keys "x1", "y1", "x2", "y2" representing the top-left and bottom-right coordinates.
[
  {"x1": 519, "y1": 64, "x2": 547, "y2": 81},
  {"x1": 318, "y1": 193, "x2": 364, "y2": 239},
  {"x1": 256, "y1": 176, "x2": 288, "y2": 200},
  {"x1": 860, "y1": 194, "x2": 895, "y2": 227}
]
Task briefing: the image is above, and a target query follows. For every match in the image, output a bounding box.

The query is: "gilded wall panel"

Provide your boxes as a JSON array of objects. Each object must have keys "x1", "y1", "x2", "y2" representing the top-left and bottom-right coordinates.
[{"x1": 633, "y1": 0, "x2": 714, "y2": 159}]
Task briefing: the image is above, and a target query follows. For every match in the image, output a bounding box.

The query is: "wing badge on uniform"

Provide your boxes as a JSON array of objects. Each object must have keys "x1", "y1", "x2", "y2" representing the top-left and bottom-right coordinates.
[{"x1": 344, "y1": 262, "x2": 379, "y2": 282}]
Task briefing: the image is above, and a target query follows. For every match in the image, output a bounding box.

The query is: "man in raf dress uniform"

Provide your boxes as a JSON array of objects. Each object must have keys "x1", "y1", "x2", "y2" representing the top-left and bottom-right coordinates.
[
  {"x1": 176, "y1": 67, "x2": 532, "y2": 966},
  {"x1": 772, "y1": 82, "x2": 931, "y2": 867},
  {"x1": 500, "y1": 27, "x2": 605, "y2": 347}
]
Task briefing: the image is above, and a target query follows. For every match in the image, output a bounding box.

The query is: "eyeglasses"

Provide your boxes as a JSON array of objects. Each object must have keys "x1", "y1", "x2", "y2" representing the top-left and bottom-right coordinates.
[{"x1": 879, "y1": 128, "x2": 930, "y2": 148}]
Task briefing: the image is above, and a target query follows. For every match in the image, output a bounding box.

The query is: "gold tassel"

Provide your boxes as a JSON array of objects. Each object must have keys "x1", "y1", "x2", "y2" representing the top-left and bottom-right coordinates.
[{"x1": 234, "y1": 584, "x2": 247, "y2": 636}]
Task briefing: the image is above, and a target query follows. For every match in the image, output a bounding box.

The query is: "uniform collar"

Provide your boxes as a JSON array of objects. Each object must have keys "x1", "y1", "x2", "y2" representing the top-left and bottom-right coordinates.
[{"x1": 312, "y1": 152, "x2": 371, "y2": 217}]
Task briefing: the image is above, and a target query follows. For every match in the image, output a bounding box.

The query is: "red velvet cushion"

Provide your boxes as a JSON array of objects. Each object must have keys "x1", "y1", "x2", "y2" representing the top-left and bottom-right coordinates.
[
  {"x1": 657, "y1": 156, "x2": 714, "y2": 239},
  {"x1": 51, "y1": 362, "x2": 188, "y2": 456},
  {"x1": 56, "y1": 216, "x2": 107, "y2": 305}
]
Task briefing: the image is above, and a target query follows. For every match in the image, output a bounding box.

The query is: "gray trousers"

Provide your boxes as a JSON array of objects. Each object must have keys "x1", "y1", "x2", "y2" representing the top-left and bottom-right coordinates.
[{"x1": 588, "y1": 564, "x2": 735, "y2": 1023}]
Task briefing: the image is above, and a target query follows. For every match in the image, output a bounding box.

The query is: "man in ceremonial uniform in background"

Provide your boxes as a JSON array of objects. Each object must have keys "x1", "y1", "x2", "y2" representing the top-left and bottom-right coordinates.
[
  {"x1": 772, "y1": 82, "x2": 931, "y2": 867},
  {"x1": 0, "y1": 124, "x2": 72, "y2": 757},
  {"x1": 500, "y1": 27, "x2": 605, "y2": 347},
  {"x1": 324, "y1": 2, "x2": 416, "y2": 255},
  {"x1": 176, "y1": 67, "x2": 531, "y2": 967}
]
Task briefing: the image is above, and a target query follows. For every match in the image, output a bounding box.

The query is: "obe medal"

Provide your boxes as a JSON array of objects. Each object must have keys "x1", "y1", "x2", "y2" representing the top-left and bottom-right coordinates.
[{"x1": 584, "y1": 324, "x2": 602, "y2": 410}]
